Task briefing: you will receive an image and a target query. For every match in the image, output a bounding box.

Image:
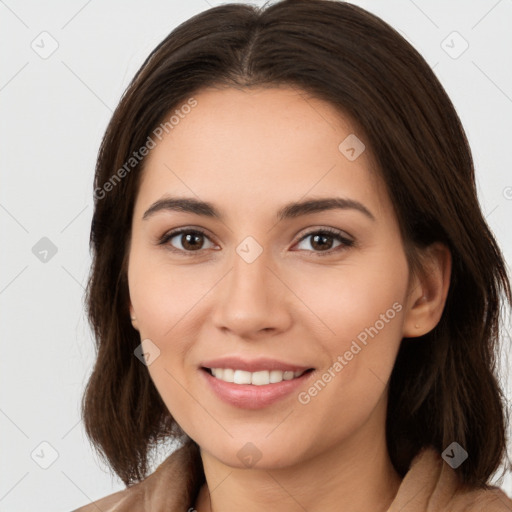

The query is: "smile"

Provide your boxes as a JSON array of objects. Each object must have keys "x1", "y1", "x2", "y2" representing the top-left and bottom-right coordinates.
[{"x1": 205, "y1": 368, "x2": 310, "y2": 385}]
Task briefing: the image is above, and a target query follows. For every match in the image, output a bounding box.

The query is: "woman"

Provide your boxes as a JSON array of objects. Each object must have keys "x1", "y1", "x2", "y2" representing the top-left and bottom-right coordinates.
[{"x1": 73, "y1": 1, "x2": 512, "y2": 510}]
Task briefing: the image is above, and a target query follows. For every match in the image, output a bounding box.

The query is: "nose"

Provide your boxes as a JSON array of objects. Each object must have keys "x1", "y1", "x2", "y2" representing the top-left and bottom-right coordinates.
[{"x1": 211, "y1": 247, "x2": 293, "y2": 339}]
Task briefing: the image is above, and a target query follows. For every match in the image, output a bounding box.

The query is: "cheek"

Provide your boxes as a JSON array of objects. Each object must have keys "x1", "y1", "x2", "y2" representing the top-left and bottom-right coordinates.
[
  {"x1": 296, "y1": 247, "x2": 407, "y2": 346},
  {"x1": 128, "y1": 247, "x2": 207, "y2": 430},
  {"x1": 128, "y1": 245, "x2": 212, "y2": 340},
  {"x1": 296, "y1": 248, "x2": 408, "y2": 403}
]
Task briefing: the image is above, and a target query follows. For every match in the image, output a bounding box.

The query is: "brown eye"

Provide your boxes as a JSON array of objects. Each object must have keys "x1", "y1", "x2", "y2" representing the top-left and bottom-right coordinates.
[
  {"x1": 310, "y1": 233, "x2": 335, "y2": 251},
  {"x1": 160, "y1": 229, "x2": 215, "y2": 253},
  {"x1": 295, "y1": 228, "x2": 354, "y2": 255}
]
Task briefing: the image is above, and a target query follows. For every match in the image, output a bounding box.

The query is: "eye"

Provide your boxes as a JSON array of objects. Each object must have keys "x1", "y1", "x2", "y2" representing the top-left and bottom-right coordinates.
[
  {"x1": 159, "y1": 228, "x2": 216, "y2": 254},
  {"x1": 294, "y1": 228, "x2": 354, "y2": 256},
  {"x1": 158, "y1": 226, "x2": 354, "y2": 256}
]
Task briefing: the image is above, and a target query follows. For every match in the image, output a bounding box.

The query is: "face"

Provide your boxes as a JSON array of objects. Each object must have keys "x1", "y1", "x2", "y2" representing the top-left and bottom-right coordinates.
[{"x1": 127, "y1": 86, "x2": 415, "y2": 469}]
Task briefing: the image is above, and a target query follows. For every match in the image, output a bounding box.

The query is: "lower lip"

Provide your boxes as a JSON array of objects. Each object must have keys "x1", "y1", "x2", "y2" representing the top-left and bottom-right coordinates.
[{"x1": 200, "y1": 368, "x2": 313, "y2": 409}]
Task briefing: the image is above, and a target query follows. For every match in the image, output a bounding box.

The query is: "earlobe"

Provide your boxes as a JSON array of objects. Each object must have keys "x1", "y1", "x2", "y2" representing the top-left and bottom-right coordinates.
[
  {"x1": 129, "y1": 303, "x2": 139, "y2": 331},
  {"x1": 402, "y1": 243, "x2": 452, "y2": 338}
]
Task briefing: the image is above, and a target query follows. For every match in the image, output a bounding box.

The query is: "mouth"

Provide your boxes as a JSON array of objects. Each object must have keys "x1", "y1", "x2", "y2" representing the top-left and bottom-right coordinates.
[
  {"x1": 198, "y1": 356, "x2": 316, "y2": 409},
  {"x1": 201, "y1": 367, "x2": 314, "y2": 385}
]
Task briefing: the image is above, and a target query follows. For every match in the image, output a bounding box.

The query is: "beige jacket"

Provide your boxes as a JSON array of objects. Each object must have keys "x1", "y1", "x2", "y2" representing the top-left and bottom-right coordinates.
[{"x1": 72, "y1": 442, "x2": 512, "y2": 511}]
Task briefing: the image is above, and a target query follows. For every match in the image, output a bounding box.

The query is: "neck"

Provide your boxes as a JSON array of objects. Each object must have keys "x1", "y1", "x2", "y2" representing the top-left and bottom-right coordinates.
[{"x1": 194, "y1": 401, "x2": 401, "y2": 512}]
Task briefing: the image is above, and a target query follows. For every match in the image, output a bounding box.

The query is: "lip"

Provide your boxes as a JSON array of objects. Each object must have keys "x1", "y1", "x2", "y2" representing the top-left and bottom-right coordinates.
[
  {"x1": 200, "y1": 356, "x2": 311, "y2": 373},
  {"x1": 199, "y1": 359, "x2": 315, "y2": 409}
]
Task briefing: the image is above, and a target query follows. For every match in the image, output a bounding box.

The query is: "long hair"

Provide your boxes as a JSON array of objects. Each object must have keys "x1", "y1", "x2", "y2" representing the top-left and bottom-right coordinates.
[{"x1": 82, "y1": 0, "x2": 511, "y2": 487}]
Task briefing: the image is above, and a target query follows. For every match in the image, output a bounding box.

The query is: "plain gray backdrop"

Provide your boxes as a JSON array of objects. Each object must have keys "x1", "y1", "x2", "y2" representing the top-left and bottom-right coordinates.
[{"x1": 1, "y1": 1, "x2": 511, "y2": 511}]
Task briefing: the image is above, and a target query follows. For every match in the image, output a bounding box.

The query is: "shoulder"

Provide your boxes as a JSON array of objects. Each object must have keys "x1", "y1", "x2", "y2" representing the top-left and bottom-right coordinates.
[
  {"x1": 71, "y1": 441, "x2": 203, "y2": 512},
  {"x1": 390, "y1": 447, "x2": 512, "y2": 512},
  {"x1": 71, "y1": 483, "x2": 144, "y2": 512},
  {"x1": 446, "y1": 483, "x2": 512, "y2": 511}
]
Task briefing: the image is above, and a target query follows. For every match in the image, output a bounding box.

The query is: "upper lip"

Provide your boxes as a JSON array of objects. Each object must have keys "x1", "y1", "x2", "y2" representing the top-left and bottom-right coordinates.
[{"x1": 200, "y1": 356, "x2": 313, "y2": 373}]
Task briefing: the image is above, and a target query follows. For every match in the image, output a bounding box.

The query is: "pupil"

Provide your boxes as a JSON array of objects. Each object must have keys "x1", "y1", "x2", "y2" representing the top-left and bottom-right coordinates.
[
  {"x1": 313, "y1": 234, "x2": 332, "y2": 250},
  {"x1": 180, "y1": 233, "x2": 334, "y2": 251},
  {"x1": 183, "y1": 233, "x2": 202, "y2": 250}
]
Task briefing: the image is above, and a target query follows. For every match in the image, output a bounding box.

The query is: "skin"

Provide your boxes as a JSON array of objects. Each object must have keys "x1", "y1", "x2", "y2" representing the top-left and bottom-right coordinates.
[{"x1": 128, "y1": 86, "x2": 451, "y2": 512}]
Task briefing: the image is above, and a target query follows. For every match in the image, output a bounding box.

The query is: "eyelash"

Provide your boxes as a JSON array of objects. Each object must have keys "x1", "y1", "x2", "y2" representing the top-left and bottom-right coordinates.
[{"x1": 157, "y1": 227, "x2": 355, "y2": 257}]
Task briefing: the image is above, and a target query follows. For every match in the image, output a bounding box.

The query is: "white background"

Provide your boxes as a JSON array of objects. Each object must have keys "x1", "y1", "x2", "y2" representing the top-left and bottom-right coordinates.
[{"x1": 1, "y1": 1, "x2": 511, "y2": 511}]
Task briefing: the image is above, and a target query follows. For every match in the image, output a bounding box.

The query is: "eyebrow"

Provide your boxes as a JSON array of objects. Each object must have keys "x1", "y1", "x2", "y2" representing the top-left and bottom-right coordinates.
[{"x1": 142, "y1": 196, "x2": 375, "y2": 222}]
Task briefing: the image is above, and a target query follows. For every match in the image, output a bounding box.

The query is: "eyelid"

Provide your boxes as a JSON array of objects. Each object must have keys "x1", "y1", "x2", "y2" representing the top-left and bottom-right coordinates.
[
  {"x1": 158, "y1": 226, "x2": 354, "y2": 256},
  {"x1": 157, "y1": 227, "x2": 217, "y2": 254},
  {"x1": 296, "y1": 226, "x2": 353, "y2": 242},
  {"x1": 293, "y1": 227, "x2": 354, "y2": 255}
]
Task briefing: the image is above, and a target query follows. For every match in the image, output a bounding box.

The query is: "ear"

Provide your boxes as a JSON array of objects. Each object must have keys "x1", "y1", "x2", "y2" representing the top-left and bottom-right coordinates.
[
  {"x1": 402, "y1": 242, "x2": 452, "y2": 338},
  {"x1": 129, "y1": 302, "x2": 139, "y2": 331}
]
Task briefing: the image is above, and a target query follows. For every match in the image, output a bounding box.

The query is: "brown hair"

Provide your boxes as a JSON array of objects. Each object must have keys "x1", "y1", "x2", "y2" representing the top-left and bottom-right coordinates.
[{"x1": 82, "y1": 0, "x2": 511, "y2": 488}]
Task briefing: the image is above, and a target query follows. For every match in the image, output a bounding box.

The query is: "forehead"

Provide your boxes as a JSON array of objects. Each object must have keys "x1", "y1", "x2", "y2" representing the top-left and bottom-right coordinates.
[{"x1": 135, "y1": 86, "x2": 388, "y2": 220}]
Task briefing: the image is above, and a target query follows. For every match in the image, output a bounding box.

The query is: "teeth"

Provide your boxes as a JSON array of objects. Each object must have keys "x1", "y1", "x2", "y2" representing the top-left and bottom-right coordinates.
[
  {"x1": 250, "y1": 370, "x2": 269, "y2": 386},
  {"x1": 234, "y1": 370, "x2": 252, "y2": 384},
  {"x1": 222, "y1": 368, "x2": 234, "y2": 382},
  {"x1": 270, "y1": 370, "x2": 284, "y2": 383},
  {"x1": 209, "y1": 368, "x2": 306, "y2": 385}
]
